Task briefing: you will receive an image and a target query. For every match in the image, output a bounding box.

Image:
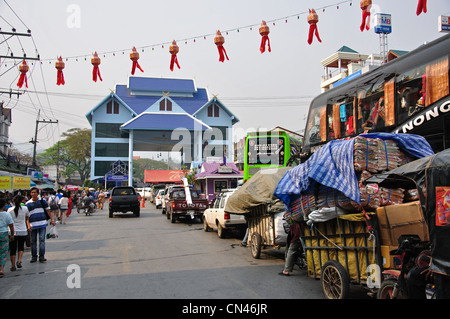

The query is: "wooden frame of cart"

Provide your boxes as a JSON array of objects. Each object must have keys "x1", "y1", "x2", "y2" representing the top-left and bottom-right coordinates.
[{"x1": 247, "y1": 204, "x2": 287, "y2": 259}]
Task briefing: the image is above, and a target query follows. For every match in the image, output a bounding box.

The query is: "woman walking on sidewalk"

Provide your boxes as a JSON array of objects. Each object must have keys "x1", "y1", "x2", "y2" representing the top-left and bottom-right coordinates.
[
  {"x1": 0, "y1": 199, "x2": 14, "y2": 277},
  {"x1": 7, "y1": 195, "x2": 30, "y2": 271}
]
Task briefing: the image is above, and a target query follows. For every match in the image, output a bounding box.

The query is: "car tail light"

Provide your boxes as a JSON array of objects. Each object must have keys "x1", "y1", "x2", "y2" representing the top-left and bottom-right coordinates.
[
  {"x1": 224, "y1": 212, "x2": 230, "y2": 220},
  {"x1": 172, "y1": 202, "x2": 175, "y2": 209}
]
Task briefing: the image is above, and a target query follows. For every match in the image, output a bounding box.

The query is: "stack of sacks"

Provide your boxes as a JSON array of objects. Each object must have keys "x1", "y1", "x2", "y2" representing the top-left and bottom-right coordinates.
[
  {"x1": 354, "y1": 136, "x2": 405, "y2": 173},
  {"x1": 354, "y1": 136, "x2": 379, "y2": 173},
  {"x1": 377, "y1": 139, "x2": 402, "y2": 172},
  {"x1": 286, "y1": 194, "x2": 316, "y2": 222},
  {"x1": 380, "y1": 187, "x2": 405, "y2": 206}
]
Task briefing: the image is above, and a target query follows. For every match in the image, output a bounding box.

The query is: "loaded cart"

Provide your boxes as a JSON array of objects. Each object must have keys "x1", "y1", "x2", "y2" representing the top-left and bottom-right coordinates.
[
  {"x1": 246, "y1": 204, "x2": 287, "y2": 259},
  {"x1": 273, "y1": 133, "x2": 435, "y2": 298},
  {"x1": 225, "y1": 167, "x2": 291, "y2": 259},
  {"x1": 302, "y1": 213, "x2": 383, "y2": 299}
]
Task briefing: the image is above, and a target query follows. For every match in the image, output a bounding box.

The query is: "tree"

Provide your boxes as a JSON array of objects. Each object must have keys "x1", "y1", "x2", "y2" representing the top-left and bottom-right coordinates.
[{"x1": 38, "y1": 128, "x2": 91, "y2": 182}]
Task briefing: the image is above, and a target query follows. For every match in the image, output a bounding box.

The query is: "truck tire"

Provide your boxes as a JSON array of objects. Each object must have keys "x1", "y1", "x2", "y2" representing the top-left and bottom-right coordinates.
[
  {"x1": 109, "y1": 209, "x2": 114, "y2": 218},
  {"x1": 170, "y1": 212, "x2": 177, "y2": 223},
  {"x1": 134, "y1": 208, "x2": 140, "y2": 217}
]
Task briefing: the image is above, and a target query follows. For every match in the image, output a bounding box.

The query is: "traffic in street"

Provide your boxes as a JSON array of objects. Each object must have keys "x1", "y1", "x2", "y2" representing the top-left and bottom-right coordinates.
[{"x1": 0, "y1": 201, "x2": 348, "y2": 300}]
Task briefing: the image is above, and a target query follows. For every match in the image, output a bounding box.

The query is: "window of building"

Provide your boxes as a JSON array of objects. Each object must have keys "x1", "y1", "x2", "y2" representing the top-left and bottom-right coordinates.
[
  {"x1": 214, "y1": 180, "x2": 228, "y2": 193},
  {"x1": 159, "y1": 98, "x2": 172, "y2": 111},
  {"x1": 208, "y1": 104, "x2": 219, "y2": 117},
  {"x1": 95, "y1": 143, "x2": 129, "y2": 157},
  {"x1": 94, "y1": 161, "x2": 114, "y2": 176},
  {"x1": 96, "y1": 123, "x2": 129, "y2": 138},
  {"x1": 106, "y1": 100, "x2": 119, "y2": 114}
]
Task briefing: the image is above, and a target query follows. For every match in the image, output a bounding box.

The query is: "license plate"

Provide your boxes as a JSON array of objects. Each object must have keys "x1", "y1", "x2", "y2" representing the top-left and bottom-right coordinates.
[{"x1": 188, "y1": 210, "x2": 195, "y2": 219}]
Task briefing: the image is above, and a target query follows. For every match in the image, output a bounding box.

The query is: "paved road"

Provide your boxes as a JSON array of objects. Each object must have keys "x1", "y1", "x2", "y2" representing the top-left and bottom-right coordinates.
[{"x1": 0, "y1": 203, "x2": 369, "y2": 301}]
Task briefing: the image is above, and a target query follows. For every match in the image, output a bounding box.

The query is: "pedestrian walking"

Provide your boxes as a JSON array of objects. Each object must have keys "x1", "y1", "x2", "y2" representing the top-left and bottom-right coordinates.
[
  {"x1": 0, "y1": 198, "x2": 14, "y2": 277},
  {"x1": 59, "y1": 192, "x2": 69, "y2": 224},
  {"x1": 26, "y1": 187, "x2": 54, "y2": 263},
  {"x1": 279, "y1": 222, "x2": 303, "y2": 276},
  {"x1": 7, "y1": 195, "x2": 29, "y2": 271},
  {"x1": 48, "y1": 190, "x2": 60, "y2": 224}
]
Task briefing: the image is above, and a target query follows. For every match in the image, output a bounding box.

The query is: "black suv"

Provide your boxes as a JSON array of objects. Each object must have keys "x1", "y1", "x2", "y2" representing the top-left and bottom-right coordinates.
[{"x1": 109, "y1": 186, "x2": 140, "y2": 218}]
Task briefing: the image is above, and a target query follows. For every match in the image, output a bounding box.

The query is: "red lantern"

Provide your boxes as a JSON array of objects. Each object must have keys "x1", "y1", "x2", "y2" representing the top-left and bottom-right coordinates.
[
  {"x1": 91, "y1": 52, "x2": 102, "y2": 82},
  {"x1": 259, "y1": 20, "x2": 271, "y2": 53},
  {"x1": 417, "y1": 0, "x2": 427, "y2": 15},
  {"x1": 169, "y1": 40, "x2": 180, "y2": 71},
  {"x1": 307, "y1": 9, "x2": 322, "y2": 45},
  {"x1": 214, "y1": 30, "x2": 229, "y2": 62},
  {"x1": 130, "y1": 46, "x2": 144, "y2": 75},
  {"x1": 55, "y1": 56, "x2": 65, "y2": 86},
  {"x1": 360, "y1": 0, "x2": 372, "y2": 32},
  {"x1": 16, "y1": 60, "x2": 29, "y2": 88}
]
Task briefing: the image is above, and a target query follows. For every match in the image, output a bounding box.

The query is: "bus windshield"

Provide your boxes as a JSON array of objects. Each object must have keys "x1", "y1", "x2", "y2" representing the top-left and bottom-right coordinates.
[
  {"x1": 244, "y1": 131, "x2": 302, "y2": 182},
  {"x1": 247, "y1": 136, "x2": 285, "y2": 165}
]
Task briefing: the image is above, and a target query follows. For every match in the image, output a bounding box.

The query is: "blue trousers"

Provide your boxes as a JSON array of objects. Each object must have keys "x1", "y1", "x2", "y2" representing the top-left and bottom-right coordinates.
[{"x1": 30, "y1": 227, "x2": 46, "y2": 259}]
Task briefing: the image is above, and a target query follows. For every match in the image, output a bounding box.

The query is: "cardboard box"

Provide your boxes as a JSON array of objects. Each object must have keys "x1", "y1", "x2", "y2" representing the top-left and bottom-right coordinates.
[
  {"x1": 376, "y1": 201, "x2": 430, "y2": 246},
  {"x1": 380, "y1": 245, "x2": 402, "y2": 269}
]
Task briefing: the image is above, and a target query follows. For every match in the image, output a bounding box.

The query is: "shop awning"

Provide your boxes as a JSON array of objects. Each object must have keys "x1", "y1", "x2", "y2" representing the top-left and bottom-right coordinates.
[{"x1": 144, "y1": 170, "x2": 186, "y2": 184}]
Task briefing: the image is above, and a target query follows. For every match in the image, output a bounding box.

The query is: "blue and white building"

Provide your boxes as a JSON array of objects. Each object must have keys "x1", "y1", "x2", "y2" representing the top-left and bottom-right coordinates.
[{"x1": 85, "y1": 77, "x2": 239, "y2": 185}]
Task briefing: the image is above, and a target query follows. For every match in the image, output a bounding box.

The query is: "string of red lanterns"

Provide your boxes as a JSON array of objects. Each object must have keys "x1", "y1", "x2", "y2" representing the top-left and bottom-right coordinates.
[{"x1": 14, "y1": 0, "x2": 430, "y2": 86}]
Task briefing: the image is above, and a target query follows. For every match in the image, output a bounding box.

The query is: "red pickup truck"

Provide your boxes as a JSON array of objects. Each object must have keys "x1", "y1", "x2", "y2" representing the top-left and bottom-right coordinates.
[{"x1": 166, "y1": 188, "x2": 208, "y2": 223}]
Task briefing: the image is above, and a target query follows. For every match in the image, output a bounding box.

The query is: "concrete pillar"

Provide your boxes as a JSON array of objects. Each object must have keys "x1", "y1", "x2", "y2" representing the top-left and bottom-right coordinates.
[{"x1": 128, "y1": 130, "x2": 134, "y2": 186}]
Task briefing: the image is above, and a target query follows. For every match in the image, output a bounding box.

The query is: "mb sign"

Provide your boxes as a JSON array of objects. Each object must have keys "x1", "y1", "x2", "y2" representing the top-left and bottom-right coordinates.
[{"x1": 374, "y1": 13, "x2": 392, "y2": 34}]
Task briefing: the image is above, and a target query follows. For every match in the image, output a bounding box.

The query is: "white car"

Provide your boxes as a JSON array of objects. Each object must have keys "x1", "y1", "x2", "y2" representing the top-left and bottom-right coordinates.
[
  {"x1": 203, "y1": 190, "x2": 246, "y2": 238},
  {"x1": 155, "y1": 189, "x2": 164, "y2": 209}
]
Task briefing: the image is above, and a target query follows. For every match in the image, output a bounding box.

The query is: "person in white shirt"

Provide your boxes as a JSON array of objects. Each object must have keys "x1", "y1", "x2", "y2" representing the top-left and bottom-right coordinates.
[
  {"x1": 58, "y1": 192, "x2": 69, "y2": 224},
  {"x1": 7, "y1": 195, "x2": 30, "y2": 270}
]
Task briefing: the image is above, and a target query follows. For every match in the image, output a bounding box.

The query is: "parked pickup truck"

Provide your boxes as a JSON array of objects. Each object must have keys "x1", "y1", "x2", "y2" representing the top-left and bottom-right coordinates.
[
  {"x1": 203, "y1": 189, "x2": 246, "y2": 238},
  {"x1": 165, "y1": 188, "x2": 208, "y2": 223},
  {"x1": 109, "y1": 186, "x2": 140, "y2": 218}
]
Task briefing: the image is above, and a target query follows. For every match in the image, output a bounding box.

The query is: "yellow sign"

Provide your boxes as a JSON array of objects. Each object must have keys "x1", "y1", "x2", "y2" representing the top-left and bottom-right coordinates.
[
  {"x1": 0, "y1": 177, "x2": 11, "y2": 189},
  {"x1": 12, "y1": 177, "x2": 31, "y2": 189}
]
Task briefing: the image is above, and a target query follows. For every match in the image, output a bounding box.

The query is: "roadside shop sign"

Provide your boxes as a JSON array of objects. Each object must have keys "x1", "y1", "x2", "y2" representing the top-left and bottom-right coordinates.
[
  {"x1": 0, "y1": 177, "x2": 11, "y2": 189},
  {"x1": 12, "y1": 176, "x2": 31, "y2": 189}
]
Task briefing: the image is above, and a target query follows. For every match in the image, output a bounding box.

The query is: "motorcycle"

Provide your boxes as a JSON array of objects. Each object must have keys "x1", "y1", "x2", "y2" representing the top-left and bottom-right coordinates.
[
  {"x1": 84, "y1": 202, "x2": 96, "y2": 216},
  {"x1": 377, "y1": 234, "x2": 434, "y2": 299}
]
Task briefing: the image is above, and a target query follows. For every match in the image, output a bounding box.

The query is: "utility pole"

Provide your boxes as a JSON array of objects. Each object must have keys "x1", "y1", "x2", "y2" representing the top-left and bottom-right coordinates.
[{"x1": 30, "y1": 110, "x2": 58, "y2": 168}]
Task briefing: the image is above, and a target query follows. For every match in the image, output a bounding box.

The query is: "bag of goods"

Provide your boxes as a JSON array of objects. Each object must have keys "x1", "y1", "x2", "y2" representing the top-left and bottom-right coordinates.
[
  {"x1": 380, "y1": 187, "x2": 404, "y2": 206},
  {"x1": 316, "y1": 186, "x2": 336, "y2": 209},
  {"x1": 354, "y1": 136, "x2": 379, "y2": 173},
  {"x1": 377, "y1": 139, "x2": 401, "y2": 172},
  {"x1": 287, "y1": 194, "x2": 316, "y2": 222},
  {"x1": 336, "y1": 192, "x2": 362, "y2": 212},
  {"x1": 360, "y1": 182, "x2": 381, "y2": 211}
]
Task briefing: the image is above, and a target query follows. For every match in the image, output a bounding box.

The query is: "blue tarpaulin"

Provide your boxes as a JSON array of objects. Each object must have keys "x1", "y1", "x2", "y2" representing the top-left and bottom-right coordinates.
[{"x1": 274, "y1": 133, "x2": 434, "y2": 208}]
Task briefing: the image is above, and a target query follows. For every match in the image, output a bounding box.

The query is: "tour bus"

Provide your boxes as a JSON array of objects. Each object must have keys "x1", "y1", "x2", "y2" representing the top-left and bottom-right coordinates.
[
  {"x1": 244, "y1": 131, "x2": 302, "y2": 182},
  {"x1": 302, "y1": 33, "x2": 450, "y2": 158}
]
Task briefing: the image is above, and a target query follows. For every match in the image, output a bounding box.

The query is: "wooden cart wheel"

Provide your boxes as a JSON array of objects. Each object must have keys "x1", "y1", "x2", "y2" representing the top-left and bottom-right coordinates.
[
  {"x1": 251, "y1": 232, "x2": 262, "y2": 259},
  {"x1": 321, "y1": 260, "x2": 350, "y2": 299}
]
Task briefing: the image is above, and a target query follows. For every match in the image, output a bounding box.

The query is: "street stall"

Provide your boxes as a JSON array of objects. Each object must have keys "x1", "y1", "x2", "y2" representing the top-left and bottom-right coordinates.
[
  {"x1": 274, "y1": 133, "x2": 435, "y2": 299},
  {"x1": 225, "y1": 167, "x2": 290, "y2": 259},
  {"x1": 366, "y1": 148, "x2": 450, "y2": 299}
]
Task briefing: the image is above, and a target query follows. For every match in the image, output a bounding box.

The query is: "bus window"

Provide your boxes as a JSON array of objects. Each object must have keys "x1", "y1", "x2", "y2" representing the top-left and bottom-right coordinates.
[
  {"x1": 425, "y1": 56, "x2": 449, "y2": 106},
  {"x1": 305, "y1": 105, "x2": 325, "y2": 144},
  {"x1": 397, "y1": 62, "x2": 427, "y2": 123},
  {"x1": 357, "y1": 77, "x2": 386, "y2": 133}
]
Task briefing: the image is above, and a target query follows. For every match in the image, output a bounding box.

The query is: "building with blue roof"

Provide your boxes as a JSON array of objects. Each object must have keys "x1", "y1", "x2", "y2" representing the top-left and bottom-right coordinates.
[{"x1": 86, "y1": 76, "x2": 239, "y2": 185}]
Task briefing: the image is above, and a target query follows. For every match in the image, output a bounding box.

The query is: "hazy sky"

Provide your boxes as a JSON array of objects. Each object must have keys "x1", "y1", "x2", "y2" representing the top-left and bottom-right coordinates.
[{"x1": 1, "y1": 0, "x2": 449, "y2": 156}]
